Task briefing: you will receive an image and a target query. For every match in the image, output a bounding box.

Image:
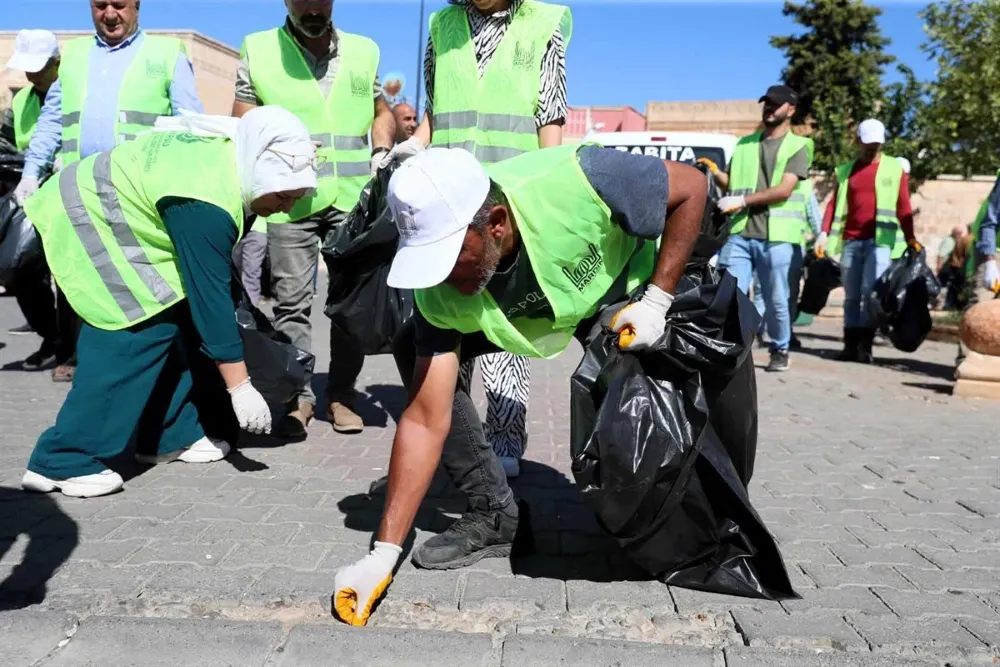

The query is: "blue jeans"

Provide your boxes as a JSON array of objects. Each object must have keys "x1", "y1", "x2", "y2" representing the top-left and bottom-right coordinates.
[
  {"x1": 753, "y1": 245, "x2": 804, "y2": 335},
  {"x1": 720, "y1": 235, "x2": 794, "y2": 352},
  {"x1": 841, "y1": 239, "x2": 891, "y2": 329}
]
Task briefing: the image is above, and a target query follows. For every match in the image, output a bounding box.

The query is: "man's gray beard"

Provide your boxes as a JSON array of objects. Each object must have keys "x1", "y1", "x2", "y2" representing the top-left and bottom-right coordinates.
[
  {"x1": 293, "y1": 16, "x2": 331, "y2": 38},
  {"x1": 473, "y1": 236, "x2": 502, "y2": 294}
]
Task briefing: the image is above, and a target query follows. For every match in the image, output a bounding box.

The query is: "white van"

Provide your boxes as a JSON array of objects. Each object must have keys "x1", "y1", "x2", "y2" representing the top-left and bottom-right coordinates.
[{"x1": 586, "y1": 131, "x2": 738, "y2": 169}]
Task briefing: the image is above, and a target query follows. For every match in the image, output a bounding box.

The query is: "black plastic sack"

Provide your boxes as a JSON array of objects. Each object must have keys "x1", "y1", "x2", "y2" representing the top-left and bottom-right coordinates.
[
  {"x1": 870, "y1": 246, "x2": 941, "y2": 353},
  {"x1": 233, "y1": 276, "x2": 315, "y2": 406},
  {"x1": 322, "y1": 165, "x2": 413, "y2": 355},
  {"x1": 0, "y1": 193, "x2": 42, "y2": 284},
  {"x1": 690, "y1": 163, "x2": 730, "y2": 265},
  {"x1": 797, "y1": 251, "x2": 841, "y2": 315},
  {"x1": 570, "y1": 269, "x2": 796, "y2": 600}
]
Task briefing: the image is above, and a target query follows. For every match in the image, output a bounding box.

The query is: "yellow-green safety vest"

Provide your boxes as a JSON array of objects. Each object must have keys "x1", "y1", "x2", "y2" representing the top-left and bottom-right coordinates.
[
  {"x1": 966, "y1": 170, "x2": 1000, "y2": 279},
  {"x1": 25, "y1": 132, "x2": 244, "y2": 331},
  {"x1": 429, "y1": 0, "x2": 572, "y2": 163},
  {"x1": 414, "y1": 143, "x2": 655, "y2": 359},
  {"x1": 242, "y1": 28, "x2": 378, "y2": 222},
  {"x1": 11, "y1": 85, "x2": 42, "y2": 152},
  {"x1": 796, "y1": 178, "x2": 814, "y2": 248},
  {"x1": 827, "y1": 155, "x2": 905, "y2": 258},
  {"x1": 58, "y1": 34, "x2": 185, "y2": 166},
  {"x1": 727, "y1": 131, "x2": 813, "y2": 244}
]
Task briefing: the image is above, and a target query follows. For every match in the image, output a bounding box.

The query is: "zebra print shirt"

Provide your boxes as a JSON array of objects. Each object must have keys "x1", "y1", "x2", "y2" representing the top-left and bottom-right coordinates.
[{"x1": 423, "y1": 0, "x2": 568, "y2": 128}]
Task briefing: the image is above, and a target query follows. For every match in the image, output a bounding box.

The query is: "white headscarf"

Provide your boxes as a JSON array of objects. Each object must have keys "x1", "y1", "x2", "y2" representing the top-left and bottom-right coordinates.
[{"x1": 152, "y1": 106, "x2": 318, "y2": 212}]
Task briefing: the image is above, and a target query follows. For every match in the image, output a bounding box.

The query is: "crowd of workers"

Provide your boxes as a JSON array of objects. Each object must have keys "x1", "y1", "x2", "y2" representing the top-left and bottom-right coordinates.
[{"x1": 2, "y1": 0, "x2": 999, "y2": 629}]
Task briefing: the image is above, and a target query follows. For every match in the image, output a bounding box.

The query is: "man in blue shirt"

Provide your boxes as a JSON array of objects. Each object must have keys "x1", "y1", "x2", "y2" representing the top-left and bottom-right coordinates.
[
  {"x1": 971, "y1": 174, "x2": 1000, "y2": 306},
  {"x1": 12, "y1": 0, "x2": 204, "y2": 382}
]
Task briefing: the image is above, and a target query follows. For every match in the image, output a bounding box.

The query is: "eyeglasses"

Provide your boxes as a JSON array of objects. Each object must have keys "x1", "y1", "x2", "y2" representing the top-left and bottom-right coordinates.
[{"x1": 267, "y1": 148, "x2": 328, "y2": 173}]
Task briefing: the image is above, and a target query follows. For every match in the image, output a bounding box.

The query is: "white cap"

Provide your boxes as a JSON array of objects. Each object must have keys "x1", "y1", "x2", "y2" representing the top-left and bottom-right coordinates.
[
  {"x1": 5, "y1": 30, "x2": 59, "y2": 73},
  {"x1": 857, "y1": 119, "x2": 886, "y2": 145},
  {"x1": 386, "y1": 147, "x2": 490, "y2": 289},
  {"x1": 898, "y1": 156, "x2": 911, "y2": 174}
]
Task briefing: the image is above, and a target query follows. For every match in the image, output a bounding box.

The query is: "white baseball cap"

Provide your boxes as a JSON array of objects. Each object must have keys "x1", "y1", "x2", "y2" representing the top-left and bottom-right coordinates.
[
  {"x1": 386, "y1": 147, "x2": 490, "y2": 289},
  {"x1": 6, "y1": 30, "x2": 59, "y2": 74},
  {"x1": 857, "y1": 119, "x2": 886, "y2": 145}
]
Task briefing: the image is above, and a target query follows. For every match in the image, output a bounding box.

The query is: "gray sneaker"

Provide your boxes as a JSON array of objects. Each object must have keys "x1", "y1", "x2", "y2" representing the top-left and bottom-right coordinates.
[{"x1": 411, "y1": 497, "x2": 519, "y2": 570}]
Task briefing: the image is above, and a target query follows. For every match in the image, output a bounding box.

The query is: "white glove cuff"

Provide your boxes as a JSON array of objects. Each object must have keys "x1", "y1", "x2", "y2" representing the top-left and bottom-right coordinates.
[
  {"x1": 642, "y1": 284, "x2": 674, "y2": 316},
  {"x1": 227, "y1": 378, "x2": 252, "y2": 395},
  {"x1": 372, "y1": 541, "x2": 404, "y2": 568},
  {"x1": 817, "y1": 232, "x2": 828, "y2": 243}
]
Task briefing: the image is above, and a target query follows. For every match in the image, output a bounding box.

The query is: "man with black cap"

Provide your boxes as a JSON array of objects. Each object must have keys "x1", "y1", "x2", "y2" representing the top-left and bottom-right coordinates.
[{"x1": 699, "y1": 84, "x2": 813, "y2": 373}]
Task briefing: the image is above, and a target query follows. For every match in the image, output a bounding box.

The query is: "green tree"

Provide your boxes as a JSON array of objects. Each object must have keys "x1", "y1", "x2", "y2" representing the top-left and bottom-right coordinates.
[
  {"x1": 919, "y1": 0, "x2": 1000, "y2": 178},
  {"x1": 770, "y1": 0, "x2": 895, "y2": 172},
  {"x1": 881, "y1": 64, "x2": 931, "y2": 189}
]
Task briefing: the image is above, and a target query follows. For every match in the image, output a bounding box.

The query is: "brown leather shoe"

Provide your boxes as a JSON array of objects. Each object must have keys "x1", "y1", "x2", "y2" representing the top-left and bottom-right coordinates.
[
  {"x1": 327, "y1": 401, "x2": 363, "y2": 433},
  {"x1": 276, "y1": 400, "x2": 314, "y2": 439}
]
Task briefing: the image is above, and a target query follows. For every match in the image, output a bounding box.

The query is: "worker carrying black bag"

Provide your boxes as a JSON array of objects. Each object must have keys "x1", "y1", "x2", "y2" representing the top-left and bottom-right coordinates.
[
  {"x1": 870, "y1": 245, "x2": 941, "y2": 353},
  {"x1": 797, "y1": 250, "x2": 842, "y2": 316}
]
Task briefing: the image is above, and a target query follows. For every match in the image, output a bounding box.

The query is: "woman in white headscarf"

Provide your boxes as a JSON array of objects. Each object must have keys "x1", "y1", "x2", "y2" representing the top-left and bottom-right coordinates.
[{"x1": 19, "y1": 106, "x2": 318, "y2": 498}]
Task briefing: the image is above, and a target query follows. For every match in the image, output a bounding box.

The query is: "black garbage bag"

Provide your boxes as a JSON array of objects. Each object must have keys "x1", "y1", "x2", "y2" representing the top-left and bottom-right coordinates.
[
  {"x1": 0, "y1": 193, "x2": 42, "y2": 284},
  {"x1": 322, "y1": 165, "x2": 413, "y2": 356},
  {"x1": 570, "y1": 269, "x2": 796, "y2": 600},
  {"x1": 870, "y1": 246, "x2": 941, "y2": 353},
  {"x1": 690, "y1": 163, "x2": 730, "y2": 265},
  {"x1": 233, "y1": 275, "x2": 315, "y2": 406},
  {"x1": 797, "y1": 251, "x2": 841, "y2": 315},
  {"x1": 0, "y1": 153, "x2": 24, "y2": 196}
]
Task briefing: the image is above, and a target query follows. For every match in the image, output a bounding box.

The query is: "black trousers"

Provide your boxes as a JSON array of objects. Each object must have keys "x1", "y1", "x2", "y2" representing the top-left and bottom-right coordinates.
[{"x1": 10, "y1": 259, "x2": 78, "y2": 364}]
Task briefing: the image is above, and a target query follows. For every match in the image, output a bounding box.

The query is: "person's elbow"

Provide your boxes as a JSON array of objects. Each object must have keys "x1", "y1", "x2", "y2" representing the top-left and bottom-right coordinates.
[{"x1": 400, "y1": 398, "x2": 452, "y2": 445}]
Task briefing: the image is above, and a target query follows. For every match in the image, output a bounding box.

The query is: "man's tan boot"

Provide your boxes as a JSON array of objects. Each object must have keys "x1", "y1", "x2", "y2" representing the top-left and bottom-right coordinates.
[
  {"x1": 277, "y1": 400, "x2": 314, "y2": 439},
  {"x1": 327, "y1": 401, "x2": 363, "y2": 434}
]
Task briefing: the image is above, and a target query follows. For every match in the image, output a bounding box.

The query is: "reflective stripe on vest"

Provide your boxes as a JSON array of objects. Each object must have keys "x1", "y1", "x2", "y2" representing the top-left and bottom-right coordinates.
[
  {"x1": 11, "y1": 86, "x2": 42, "y2": 152},
  {"x1": 242, "y1": 28, "x2": 378, "y2": 221},
  {"x1": 828, "y1": 156, "x2": 903, "y2": 257},
  {"x1": 429, "y1": 1, "x2": 572, "y2": 163},
  {"x1": 414, "y1": 143, "x2": 652, "y2": 360},
  {"x1": 726, "y1": 131, "x2": 813, "y2": 244},
  {"x1": 58, "y1": 35, "x2": 182, "y2": 165}
]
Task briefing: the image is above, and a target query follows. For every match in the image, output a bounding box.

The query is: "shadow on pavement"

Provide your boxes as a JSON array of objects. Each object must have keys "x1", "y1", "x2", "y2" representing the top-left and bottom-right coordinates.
[
  {"x1": 875, "y1": 356, "x2": 956, "y2": 380},
  {"x1": 902, "y1": 381, "x2": 954, "y2": 395},
  {"x1": 336, "y1": 460, "x2": 652, "y2": 584},
  {"x1": 308, "y1": 374, "x2": 406, "y2": 430},
  {"x1": 0, "y1": 487, "x2": 78, "y2": 611}
]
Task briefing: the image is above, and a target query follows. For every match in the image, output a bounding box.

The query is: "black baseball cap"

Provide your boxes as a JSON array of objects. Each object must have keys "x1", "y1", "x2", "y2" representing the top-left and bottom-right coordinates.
[{"x1": 759, "y1": 85, "x2": 798, "y2": 106}]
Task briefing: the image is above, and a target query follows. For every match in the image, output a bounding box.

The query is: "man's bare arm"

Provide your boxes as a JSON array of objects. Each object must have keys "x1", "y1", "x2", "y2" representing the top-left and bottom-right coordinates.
[
  {"x1": 537, "y1": 122, "x2": 563, "y2": 149},
  {"x1": 743, "y1": 173, "x2": 798, "y2": 208},
  {"x1": 232, "y1": 100, "x2": 256, "y2": 119},
  {"x1": 714, "y1": 170, "x2": 730, "y2": 190},
  {"x1": 649, "y1": 162, "x2": 708, "y2": 295},
  {"x1": 377, "y1": 351, "x2": 460, "y2": 546},
  {"x1": 371, "y1": 97, "x2": 396, "y2": 151}
]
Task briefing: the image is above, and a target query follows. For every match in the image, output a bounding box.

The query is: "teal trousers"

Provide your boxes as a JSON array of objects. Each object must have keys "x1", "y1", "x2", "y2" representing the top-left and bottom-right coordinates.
[{"x1": 27, "y1": 306, "x2": 206, "y2": 479}]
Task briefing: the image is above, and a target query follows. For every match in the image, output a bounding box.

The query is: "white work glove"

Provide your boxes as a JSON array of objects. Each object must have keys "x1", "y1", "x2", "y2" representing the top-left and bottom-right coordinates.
[
  {"x1": 716, "y1": 195, "x2": 746, "y2": 215},
  {"x1": 333, "y1": 541, "x2": 402, "y2": 627},
  {"x1": 52, "y1": 156, "x2": 63, "y2": 173},
  {"x1": 13, "y1": 177, "x2": 39, "y2": 207},
  {"x1": 814, "y1": 232, "x2": 829, "y2": 257},
  {"x1": 984, "y1": 259, "x2": 1000, "y2": 293},
  {"x1": 609, "y1": 284, "x2": 675, "y2": 351},
  {"x1": 227, "y1": 378, "x2": 271, "y2": 435},
  {"x1": 370, "y1": 148, "x2": 390, "y2": 180},
  {"x1": 384, "y1": 136, "x2": 425, "y2": 166}
]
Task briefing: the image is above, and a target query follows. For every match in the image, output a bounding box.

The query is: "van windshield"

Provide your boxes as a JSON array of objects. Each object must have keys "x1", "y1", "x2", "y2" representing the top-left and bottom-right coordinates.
[{"x1": 605, "y1": 144, "x2": 728, "y2": 167}]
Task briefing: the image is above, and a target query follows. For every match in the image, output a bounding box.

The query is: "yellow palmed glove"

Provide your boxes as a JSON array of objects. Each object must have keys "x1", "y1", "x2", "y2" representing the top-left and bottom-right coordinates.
[{"x1": 332, "y1": 542, "x2": 402, "y2": 627}]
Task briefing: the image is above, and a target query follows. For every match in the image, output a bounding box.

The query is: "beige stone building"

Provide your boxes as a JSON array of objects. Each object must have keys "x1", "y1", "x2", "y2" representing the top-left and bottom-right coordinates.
[
  {"x1": 0, "y1": 30, "x2": 239, "y2": 115},
  {"x1": 646, "y1": 99, "x2": 762, "y2": 136}
]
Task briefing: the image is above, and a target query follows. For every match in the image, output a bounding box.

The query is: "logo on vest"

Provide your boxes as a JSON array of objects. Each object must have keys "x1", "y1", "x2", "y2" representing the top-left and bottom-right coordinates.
[
  {"x1": 351, "y1": 72, "x2": 369, "y2": 98},
  {"x1": 145, "y1": 59, "x2": 167, "y2": 78},
  {"x1": 511, "y1": 42, "x2": 536, "y2": 71},
  {"x1": 175, "y1": 133, "x2": 210, "y2": 144},
  {"x1": 562, "y1": 244, "x2": 603, "y2": 293}
]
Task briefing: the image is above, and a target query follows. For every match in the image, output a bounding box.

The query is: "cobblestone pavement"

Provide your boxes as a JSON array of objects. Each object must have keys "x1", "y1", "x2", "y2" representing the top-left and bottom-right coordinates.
[{"x1": 0, "y1": 294, "x2": 998, "y2": 667}]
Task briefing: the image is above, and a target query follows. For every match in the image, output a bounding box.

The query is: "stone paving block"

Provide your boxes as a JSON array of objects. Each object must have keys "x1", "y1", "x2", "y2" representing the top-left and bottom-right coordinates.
[
  {"x1": 195, "y1": 522, "x2": 298, "y2": 545},
  {"x1": 566, "y1": 580, "x2": 673, "y2": 614},
  {"x1": 378, "y1": 569, "x2": 460, "y2": 612},
  {"x1": 895, "y1": 566, "x2": 1000, "y2": 593},
  {"x1": 874, "y1": 589, "x2": 999, "y2": 621},
  {"x1": 70, "y1": 538, "x2": 147, "y2": 564},
  {"x1": 930, "y1": 530, "x2": 1000, "y2": 553},
  {"x1": 125, "y1": 541, "x2": 234, "y2": 567},
  {"x1": 789, "y1": 511, "x2": 886, "y2": 531},
  {"x1": 724, "y1": 647, "x2": 941, "y2": 667},
  {"x1": 46, "y1": 561, "x2": 155, "y2": 596},
  {"x1": 845, "y1": 527, "x2": 953, "y2": 550},
  {"x1": 912, "y1": 546, "x2": 1000, "y2": 571},
  {"x1": 288, "y1": 523, "x2": 369, "y2": 546},
  {"x1": 872, "y1": 513, "x2": 968, "y2": 534},
  {"x1": 780, "y1": 587, "x2": 892, "y2": 616},
  {"x1": 180, "y1": 503, "x2": 274, "y2": 524},
  {"x1": 777, "y1": 542, "x2": 844, "y2": 566},
  {"x1": 670, "y1": 587, "x2": 782, "y2": 615},
  {"x1": 499, "y1": 634, "x2": 718, "y2": 667},
  {"x1": 461, "y1": 572, "x2": 566, "y2": 613},
  {"x1": 0, "y1": 610, "x2": 76, "y2": 667},
  {"x1": 242, "y1": 567, "x2": 333, "y2": 607},
  {"x1": 828, "y1": 545, "x2": 938, "y2": 569},
  {"x1": 114, "y1": 518, "x2": 208, "y2": 542},
  {"x1": 239, "y1": 490, "x2": 327, "y2": 508},
  {"x1": 140, "y1": 564, "x2": 264, "y2": 598},
  {"x1": 959, "y1": 617, "x2": 1000, "y2": 649},
  {"x1": 731, "y1": 609, "x2": 866, "y2": 652},
  {"x1": 263, "y1": 506, "x2": 350, "y2": 526},
  {"x1": 800, "y1": 564, "x2": 916, "y2": 590},
  {"x1": 43, "y1": 616, "x2": 282, "y2": 667},
  {"x1": 276, "y1": 624, "x2": 496, "y2": 667},
  {"x1": 846, "y1": 615, "x2": 990, "y2": 659},
  {"x1": 95, "y1": 501, "x2": 192, "y2": 521},
  {"x1": 220, "y1": 543, "x2": 330, "y2": 571}
]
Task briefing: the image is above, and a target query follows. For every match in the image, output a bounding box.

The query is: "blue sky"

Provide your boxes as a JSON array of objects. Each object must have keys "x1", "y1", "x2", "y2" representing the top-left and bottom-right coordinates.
[{"x1": 1, "y1": 1, "x2": 934, "y2": 112}]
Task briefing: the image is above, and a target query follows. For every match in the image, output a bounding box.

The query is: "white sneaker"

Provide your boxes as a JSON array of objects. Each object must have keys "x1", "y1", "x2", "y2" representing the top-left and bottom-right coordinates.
[
  {"x1": 21, "y1": 469, "x2": 124, "y2": 498},
  {"x1": 135, "y1": 436, "x2": 230, "y2": 465},
  {"x1": 499, "y1": 456, "x2": 521, "y2": 478}
]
